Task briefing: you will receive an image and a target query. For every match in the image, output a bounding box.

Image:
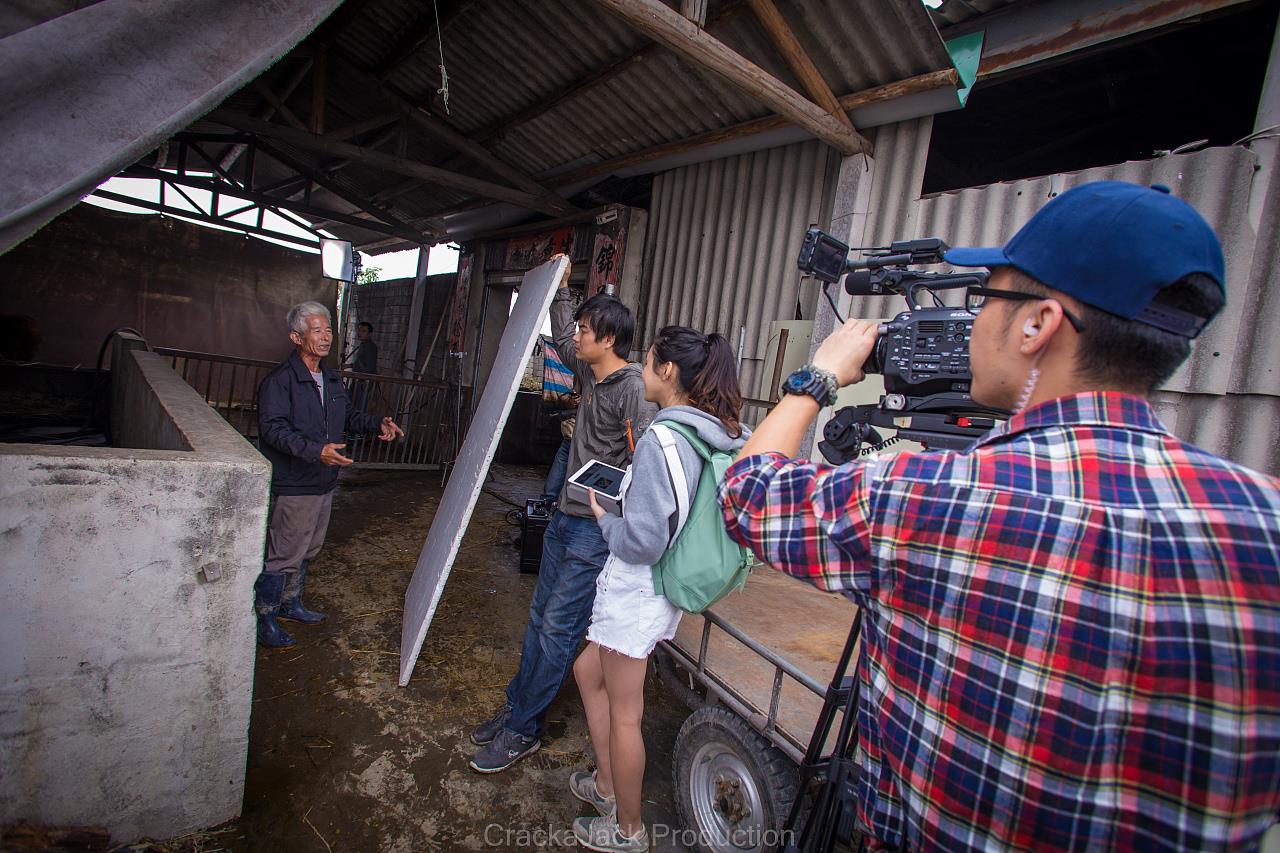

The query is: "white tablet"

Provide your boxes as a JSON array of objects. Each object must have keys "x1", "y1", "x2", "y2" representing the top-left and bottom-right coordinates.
[{"x1": 566, "y1": 459, "x2": 627, "y2": 515}]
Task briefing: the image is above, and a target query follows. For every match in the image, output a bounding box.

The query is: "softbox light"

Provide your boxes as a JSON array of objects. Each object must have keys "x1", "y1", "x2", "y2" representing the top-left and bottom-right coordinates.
[{"x1": 320, "y1": 238, "x2": 355, "y2": 282}]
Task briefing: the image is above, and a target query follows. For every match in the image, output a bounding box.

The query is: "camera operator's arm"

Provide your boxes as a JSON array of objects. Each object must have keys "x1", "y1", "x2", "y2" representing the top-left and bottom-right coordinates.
[
  {"x1": 719, "y1": 319, "x2": 881, "y2": 594},
  {"x1": 738, "y1": 319, "x2": 879, "y2": 458}
]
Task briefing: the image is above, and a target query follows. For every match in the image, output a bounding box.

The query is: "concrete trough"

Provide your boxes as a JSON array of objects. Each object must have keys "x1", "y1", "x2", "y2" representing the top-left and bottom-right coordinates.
[{"x1": 0, "y1": 339, "x2": 270, "y2": 842}]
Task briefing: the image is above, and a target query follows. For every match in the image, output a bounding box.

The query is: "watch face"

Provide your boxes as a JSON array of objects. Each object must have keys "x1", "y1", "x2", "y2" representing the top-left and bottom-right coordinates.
[{"x1": 790, "y1": 369, "x2": 812, "y2": 388}]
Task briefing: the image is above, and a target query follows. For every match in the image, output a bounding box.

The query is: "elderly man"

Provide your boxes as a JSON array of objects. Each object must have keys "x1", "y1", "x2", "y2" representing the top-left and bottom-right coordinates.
[{"x1": 255, "y1": 301, "x2": 403, "y2": 648}]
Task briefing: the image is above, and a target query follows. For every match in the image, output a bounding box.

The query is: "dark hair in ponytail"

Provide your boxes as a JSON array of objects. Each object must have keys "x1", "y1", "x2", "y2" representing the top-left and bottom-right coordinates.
[{"x1": 651, "y1": 325, "x2": 742, "y2": 438}]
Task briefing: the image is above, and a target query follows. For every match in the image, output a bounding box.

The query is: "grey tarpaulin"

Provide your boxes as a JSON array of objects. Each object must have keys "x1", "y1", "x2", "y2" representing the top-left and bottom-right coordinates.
[
  {"x1": 399, "y1": 256, "x2": 568, "y2": 686},
  {"x1": 0, "y1": 0, "x2": 343, "y2": 255}
]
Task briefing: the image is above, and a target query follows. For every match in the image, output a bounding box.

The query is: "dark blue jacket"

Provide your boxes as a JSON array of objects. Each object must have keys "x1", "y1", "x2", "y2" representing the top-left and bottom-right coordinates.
[{"x1": 257, "y1": 351, "x2": 382, "y2": 495}]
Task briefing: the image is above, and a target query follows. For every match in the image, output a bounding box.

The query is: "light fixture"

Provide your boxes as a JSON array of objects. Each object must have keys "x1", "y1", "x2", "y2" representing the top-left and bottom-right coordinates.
[{"x1": 320, "y1": 238, "x2": 356, "y2": 282}]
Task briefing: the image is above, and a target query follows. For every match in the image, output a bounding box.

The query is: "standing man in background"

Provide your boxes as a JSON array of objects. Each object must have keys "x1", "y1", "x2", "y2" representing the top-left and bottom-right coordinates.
[
  {"x1": 346, "y1": 321, "x2": 379, "y2": 412},
  {"x1": 469, "y1": 259, "x2": 657, "y2": 773},
  {"x1": 255, "y1": 302, "x2": 403, "y2": 649},
  {"x1": 348, "y1": 321, "x2": 379, "y2": 374}
]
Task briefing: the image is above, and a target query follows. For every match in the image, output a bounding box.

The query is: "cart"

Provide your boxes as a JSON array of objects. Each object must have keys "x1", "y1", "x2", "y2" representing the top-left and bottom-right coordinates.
[{"x1": 656, "y1": 567, "x2": 862, "y2": 853}]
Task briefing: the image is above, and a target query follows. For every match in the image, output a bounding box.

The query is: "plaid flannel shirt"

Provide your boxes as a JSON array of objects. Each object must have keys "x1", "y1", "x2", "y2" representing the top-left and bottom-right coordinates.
[{"x1": 719, "y1": 392, "x2": 1280, "y2": 851}]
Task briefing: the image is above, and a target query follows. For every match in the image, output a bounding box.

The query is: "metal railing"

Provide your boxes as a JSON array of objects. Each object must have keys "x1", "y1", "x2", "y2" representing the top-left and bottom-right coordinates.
[
  {"x1": 154, "y1": 347, "x2": 462, "y2": 470},
  {"x1": 660, "y1": 608, "x2": 833, "y2": 765}
]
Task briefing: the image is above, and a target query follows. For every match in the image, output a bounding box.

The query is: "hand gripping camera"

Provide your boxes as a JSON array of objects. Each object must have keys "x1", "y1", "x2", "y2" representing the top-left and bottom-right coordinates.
[{"x1": 797, "y1": 228, "x2": 1009, "y2": 462}]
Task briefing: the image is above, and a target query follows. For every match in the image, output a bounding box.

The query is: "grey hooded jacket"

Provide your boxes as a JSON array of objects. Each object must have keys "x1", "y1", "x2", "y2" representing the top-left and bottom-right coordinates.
[
  {"x1": 597, "y1": 406, "x2": 749, "y2": 566},
  {"x1": 551, "y1": 289, "x2": 657, "y2": 518}
]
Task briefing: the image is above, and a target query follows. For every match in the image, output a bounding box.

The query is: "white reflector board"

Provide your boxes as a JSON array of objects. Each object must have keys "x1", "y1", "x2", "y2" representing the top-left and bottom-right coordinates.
[{"x1": 398, "y1": 255, "x2": 568, "y2": 686}]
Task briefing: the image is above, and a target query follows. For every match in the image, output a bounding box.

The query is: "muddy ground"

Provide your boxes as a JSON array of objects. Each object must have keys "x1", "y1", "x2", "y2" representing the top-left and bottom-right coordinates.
[{"x1": 213, "y1": 464, "x2": 697, "y2": 852}]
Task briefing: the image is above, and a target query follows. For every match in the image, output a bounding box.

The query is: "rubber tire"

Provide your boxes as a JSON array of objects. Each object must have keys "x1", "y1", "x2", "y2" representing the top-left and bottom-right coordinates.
[{"x1": 672, "y1": 705, "x2": 798, "y2": 853}]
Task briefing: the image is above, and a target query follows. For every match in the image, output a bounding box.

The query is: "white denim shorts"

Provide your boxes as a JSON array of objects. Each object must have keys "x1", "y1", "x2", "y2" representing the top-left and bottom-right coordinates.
[{"x1": 586, "y1": 552, "x2": 681, "y2": 659}]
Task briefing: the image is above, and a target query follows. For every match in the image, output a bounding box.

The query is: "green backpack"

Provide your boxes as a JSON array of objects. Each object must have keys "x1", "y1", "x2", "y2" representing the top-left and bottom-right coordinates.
[{"x1": 648, "y1": 421, "x2": 753, "y2": 614}]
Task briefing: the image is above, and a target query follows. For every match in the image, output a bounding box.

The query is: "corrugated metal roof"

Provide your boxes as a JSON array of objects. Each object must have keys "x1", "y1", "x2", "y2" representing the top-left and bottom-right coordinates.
[
  {"x1": 638, "y1": 139, "x2": 838, "y2": 399},
  {"x1": 206, "y1": 0, "x2": 956, "y2": 246},
  {"x1": 841, "y1": 113, "x2": 1279, "y2": 473}
]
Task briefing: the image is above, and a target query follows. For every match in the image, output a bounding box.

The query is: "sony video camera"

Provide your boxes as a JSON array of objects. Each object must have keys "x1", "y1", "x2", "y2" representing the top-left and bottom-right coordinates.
[{"x1": 797, "y1": 228, "x2": 1009, "y2": 462}]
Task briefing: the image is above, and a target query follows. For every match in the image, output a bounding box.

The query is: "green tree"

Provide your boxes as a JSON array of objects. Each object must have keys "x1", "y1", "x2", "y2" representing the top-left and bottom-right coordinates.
[{"x1": 357, "y1": 266, "x2": 382, "y2": 285}]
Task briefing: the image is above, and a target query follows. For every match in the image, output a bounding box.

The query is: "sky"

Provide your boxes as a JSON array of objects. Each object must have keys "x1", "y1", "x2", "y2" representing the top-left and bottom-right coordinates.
[{"x1": 84, "y1": 173, "x2": 459, "y2": 279}]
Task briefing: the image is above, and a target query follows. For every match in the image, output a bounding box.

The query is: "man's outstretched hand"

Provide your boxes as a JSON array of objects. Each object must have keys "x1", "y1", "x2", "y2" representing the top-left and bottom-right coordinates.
[
  {"x1": 379, "y1": 417, "x2": 405, "y2": 442},
  {"x1": 320, "y1": 442, "x2": 353, "y2": 466}
]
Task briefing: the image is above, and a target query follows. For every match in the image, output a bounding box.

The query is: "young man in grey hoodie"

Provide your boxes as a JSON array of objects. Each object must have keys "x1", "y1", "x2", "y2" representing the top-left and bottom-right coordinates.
[{"x1": 469, "y1": 262, "x2": 657, "y2": 773}]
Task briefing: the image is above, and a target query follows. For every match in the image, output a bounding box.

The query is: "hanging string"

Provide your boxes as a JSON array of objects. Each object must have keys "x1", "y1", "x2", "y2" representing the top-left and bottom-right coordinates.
[{"x1": 433, "y1": 0, "x2": 451, "y2": 115}]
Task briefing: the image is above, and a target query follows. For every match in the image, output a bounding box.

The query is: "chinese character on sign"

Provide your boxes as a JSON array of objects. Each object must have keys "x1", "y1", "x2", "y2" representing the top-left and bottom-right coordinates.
[{"x1": 595, "y1": 244, "x2": 616, "y2": 277}]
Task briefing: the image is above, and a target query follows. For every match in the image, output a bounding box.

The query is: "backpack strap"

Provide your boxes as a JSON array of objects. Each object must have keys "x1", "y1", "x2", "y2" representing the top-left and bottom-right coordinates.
[
  {"x1": 649, "y1": 423, "x2": 690, "y2": 549},
  {"x1": 658, "y1": 420, "x2": 713, "y2": 461}
]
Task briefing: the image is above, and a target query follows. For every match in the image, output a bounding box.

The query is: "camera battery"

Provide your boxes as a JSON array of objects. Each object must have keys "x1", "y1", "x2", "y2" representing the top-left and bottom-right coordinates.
[{"x1": 519, "y1": 497, "x2": 553, "y2": 573}]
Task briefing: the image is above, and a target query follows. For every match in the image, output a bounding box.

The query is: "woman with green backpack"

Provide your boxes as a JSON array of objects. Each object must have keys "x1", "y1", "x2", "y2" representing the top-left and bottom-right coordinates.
[{"x1": 569, "y1": 325, "x2": 748, "y2": 853}]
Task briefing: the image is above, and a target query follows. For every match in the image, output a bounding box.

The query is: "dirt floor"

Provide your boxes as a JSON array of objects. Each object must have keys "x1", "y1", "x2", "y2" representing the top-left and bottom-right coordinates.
[{"x1": 209, "y1": 464, "x2": 697, "y2": 853}]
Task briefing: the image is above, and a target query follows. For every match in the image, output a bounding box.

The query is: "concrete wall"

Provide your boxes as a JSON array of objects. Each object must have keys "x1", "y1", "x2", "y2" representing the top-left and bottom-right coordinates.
[
  {"x1": 0, "y1": 203, "x2": 335, "y2": 368},
  {"x1": 0, "y1": 345, "x2": 270, "y2": 842}
]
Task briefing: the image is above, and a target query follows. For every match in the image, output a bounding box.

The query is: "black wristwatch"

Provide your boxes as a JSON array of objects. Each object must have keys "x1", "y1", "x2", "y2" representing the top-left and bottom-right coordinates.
[{"x1": 781, "y1": 365, "x2": 838, "y2": 407}]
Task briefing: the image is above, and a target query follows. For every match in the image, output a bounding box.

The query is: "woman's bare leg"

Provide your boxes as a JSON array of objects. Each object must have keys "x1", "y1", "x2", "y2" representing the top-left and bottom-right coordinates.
[
  {"x1": 600, "y1": 648, "x2": 649, "y2": 837},
  {"x1": 574, "y1": 642, "x2": 615, "y2": 796}
]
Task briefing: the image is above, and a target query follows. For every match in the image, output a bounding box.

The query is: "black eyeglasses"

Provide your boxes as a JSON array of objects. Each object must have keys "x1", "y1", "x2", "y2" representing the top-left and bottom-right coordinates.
[{"x1": 965, "y1": 286, "x2": 1086, "y2": 333}]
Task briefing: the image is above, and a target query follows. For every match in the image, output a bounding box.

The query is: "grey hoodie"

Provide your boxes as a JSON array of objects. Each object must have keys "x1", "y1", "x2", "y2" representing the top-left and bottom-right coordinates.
[
  {"x1": 551, "y1": 290, "x2": 657, "y2": 518},
  {"x1": 597, "y1": 406, "x2": 749, "y2": 567}
]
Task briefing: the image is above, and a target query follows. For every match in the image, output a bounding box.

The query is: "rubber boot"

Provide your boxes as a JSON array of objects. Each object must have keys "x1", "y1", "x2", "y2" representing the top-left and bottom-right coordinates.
[
  {"x1": 279, "y1": 558, "x2": 326, "y2": 624},
  {"x1": 254, "y1": 573, "x2": 296, "y2": 648}
]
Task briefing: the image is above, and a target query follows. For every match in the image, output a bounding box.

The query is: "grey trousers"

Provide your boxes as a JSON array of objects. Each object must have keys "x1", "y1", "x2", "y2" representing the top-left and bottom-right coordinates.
[{"x1": 263, "y1": 491, "x2": 335, "y2": 575}]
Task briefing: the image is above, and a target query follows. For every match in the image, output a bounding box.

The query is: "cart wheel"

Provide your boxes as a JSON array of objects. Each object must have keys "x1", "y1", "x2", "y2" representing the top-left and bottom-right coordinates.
[{"x1": 673, "y1": 705, "x2": 797, "y2": 853}]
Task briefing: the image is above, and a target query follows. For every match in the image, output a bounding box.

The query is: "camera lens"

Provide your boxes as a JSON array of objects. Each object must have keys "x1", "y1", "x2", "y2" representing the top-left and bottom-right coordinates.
[{"x1": 862, "y1": 336, "x2": 885, "y2": 375}]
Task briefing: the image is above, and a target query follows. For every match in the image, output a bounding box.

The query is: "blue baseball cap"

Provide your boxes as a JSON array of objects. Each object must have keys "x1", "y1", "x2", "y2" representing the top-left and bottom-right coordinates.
[{"x1": 944, "y1": 181, "x2": 1225, "y2": 337}]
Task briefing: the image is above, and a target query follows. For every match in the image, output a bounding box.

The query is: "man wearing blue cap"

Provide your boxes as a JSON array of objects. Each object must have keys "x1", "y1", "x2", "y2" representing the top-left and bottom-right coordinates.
[{"x1": 720, "y1": 182, "x2": 1280, "y2": 851}]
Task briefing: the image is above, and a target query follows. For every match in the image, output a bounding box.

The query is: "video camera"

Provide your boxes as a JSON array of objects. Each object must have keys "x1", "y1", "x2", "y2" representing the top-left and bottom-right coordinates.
[{"x1": 797, "y1": 228, "x2": 1009, "y2": 462}]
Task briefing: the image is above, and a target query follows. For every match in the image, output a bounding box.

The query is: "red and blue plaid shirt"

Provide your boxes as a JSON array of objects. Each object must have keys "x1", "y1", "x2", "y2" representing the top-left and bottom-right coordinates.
[{"x1": 720, "y1": 392, "x2": 1280, "y2": 851}]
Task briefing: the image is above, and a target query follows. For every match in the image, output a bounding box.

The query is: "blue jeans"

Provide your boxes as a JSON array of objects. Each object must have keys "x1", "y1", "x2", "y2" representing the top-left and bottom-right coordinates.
[
  {"x1": 543, "y1": 438, "x2": 572, "y2": 501},
  {"x1": 505, "y1": 510, "x2": 608, "y2": 737}
]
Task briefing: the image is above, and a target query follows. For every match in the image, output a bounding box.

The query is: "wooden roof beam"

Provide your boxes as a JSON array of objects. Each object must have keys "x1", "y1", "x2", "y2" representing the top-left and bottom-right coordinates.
[
  {"x1": 464, "y1": 0, "x2": 746, "y2": 147},
  {"x1": 546, "y1": 67, "x2": 957, "y2": 187},
  {"x1": 744, "y1": 0, "x2": 859, "y2": 135},
  {"x1": 590, "y1": 0, "x2": 871, "y2": 156},
  {"x1": 282, "y1": 122, "x2": 402, "y2": 201},
  {"x1": 327, "y1": 49, "x2": 579, "y2": 216},
  {"x1": 253, "y1": 137, "x2": 444, "y2": 237},
  {"x1": 250, "y1": 79, "x2": 308, "y2": 132},
  {"x1": 220, "y1": 58, "x2": 313, "y2": 173},
  {"x1": 211, "y1": 111, "x2": 569, "y2": 216}
]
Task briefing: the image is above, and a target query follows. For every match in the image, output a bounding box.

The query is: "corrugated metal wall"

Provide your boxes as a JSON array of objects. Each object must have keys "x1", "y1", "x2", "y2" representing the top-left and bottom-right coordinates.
[
  {"x1": 638, "y1": 139, "x2": 839, "y2": 401},
  {"x1": 844, "y1": 116, "x2": 1279, "y2": 474}
]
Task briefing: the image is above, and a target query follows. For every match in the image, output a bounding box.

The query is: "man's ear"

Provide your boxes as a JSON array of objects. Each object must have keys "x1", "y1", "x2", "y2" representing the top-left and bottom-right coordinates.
[
  {"x1": 1018, "y1": 301, "x2": 1064, "y2": 356},
  {"x1": 597, "y1": 333, "x2": 616, "y2": 353}
]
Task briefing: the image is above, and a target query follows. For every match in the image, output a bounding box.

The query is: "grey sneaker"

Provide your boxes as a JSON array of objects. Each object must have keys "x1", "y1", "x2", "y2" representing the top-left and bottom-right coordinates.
[
  {"x1": 468, "y1": 728, "x2": 540, "y2": 773},
  {"x1": 570, "y1": 769, "x2": 616, "y2": 816},
  {"x1": 469, "y1": 703, "x2": 512, "y2": 746},
  {"x1": 572, "y1": 814, "x2": 649, "y2": 852}
]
